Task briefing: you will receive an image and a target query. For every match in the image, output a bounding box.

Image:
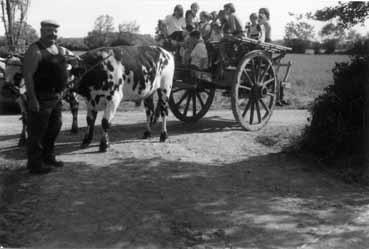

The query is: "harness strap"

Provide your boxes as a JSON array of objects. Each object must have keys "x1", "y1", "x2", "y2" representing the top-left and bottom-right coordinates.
[{"x1": 72, "y1": 52, "x2": 114, "y2": 90}]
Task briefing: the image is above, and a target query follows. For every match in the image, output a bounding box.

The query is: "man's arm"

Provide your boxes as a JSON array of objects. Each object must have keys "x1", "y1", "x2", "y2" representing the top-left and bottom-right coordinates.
[{"x1": 23, "y1": 44, "x2": 41, "y2": 111}]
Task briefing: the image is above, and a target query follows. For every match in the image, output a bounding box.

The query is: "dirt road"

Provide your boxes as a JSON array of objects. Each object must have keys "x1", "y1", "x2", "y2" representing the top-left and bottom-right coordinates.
[{"x1": 0, "y1": 109, "x2": 368, "y2": 249}]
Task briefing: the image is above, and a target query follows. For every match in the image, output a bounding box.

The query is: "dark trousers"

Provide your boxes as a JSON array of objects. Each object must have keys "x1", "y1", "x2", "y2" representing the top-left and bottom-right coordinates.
[{"x1": 27, "y1": 94, "x2": 62, "y2": 169}]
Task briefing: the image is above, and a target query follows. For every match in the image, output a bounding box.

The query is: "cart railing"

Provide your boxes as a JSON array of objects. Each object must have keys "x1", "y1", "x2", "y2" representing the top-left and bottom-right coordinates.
[{"x1": 234, "y1": 37, "x2": 292, "y2": 53}]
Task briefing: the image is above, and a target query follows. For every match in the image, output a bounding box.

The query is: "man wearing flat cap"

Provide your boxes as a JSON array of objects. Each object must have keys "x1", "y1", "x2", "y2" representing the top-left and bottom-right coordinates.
[{"x1": 23, "y1": 20, "x2": 73, "y2": 174}]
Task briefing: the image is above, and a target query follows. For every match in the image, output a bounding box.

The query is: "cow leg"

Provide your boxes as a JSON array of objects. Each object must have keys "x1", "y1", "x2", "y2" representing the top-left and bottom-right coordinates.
[
  {"x1": 69, "y1": 93, "x2": 79, "y2": 134},
  {"x1": 99, "y1": 118, "x2": 110, "y2": 152},
  {"x1": 81, "y1": 108, "x2": 97, "y2": 148},
  {"x1": 143, "y1": 96, "x2": 154, "y2": 139},
  {"x1": 18, "y1": 113, "x2": 27, "y2": 147},
  {"x1": 157, "y1": 89, "x2": 169, "y2": 142},
  {"x1": 100, "y1": 99, "x2": 120, "y2": 152},
  {"x1": 16, "y1": 95, "x2": 28, "y2": 147}
]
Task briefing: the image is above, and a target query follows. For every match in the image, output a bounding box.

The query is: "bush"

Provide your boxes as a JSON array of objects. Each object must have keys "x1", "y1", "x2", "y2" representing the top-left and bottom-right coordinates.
[
  {"x1": 284, "y1": 39, "x2": 310, "y2": 53},
  {"x1": 346, "y1": 38, "x2": 369, "y2": 55},
  {"x1": 58, "y1": 37, "x2": 88, "y2": 51},
  {"x1": 300, "y1": 55, "x2": 369, "y2": 166},
  {"x1": 312, "y1": 41, "x2": 321, "y2": 54},
  {"x1": 322, "y1": 39, "x2": 338, "y2": 54}
]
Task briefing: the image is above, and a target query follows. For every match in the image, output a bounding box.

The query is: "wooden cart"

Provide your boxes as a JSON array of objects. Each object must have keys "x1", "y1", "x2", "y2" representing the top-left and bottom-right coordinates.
[{"x1": 168, "y1": 37, "x2": 292, "y2": 131}]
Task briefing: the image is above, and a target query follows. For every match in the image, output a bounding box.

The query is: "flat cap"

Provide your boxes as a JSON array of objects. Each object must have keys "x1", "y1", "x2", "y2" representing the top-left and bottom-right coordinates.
[
  {"x1": 41, "y1": 19, "x2": 60, "y2": 28},
  {"x1": 224, "y1": 3, "x2": 236, "y2": 13}
]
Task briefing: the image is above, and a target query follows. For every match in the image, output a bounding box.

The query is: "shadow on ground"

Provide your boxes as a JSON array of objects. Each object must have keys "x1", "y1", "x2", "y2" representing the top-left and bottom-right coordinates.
[
  {"x1": 1, "y1": 153, "x2": 369, "y2": 249},
  {"x1": 0, "y1": 115, "x2": 242, "y2": 161}
]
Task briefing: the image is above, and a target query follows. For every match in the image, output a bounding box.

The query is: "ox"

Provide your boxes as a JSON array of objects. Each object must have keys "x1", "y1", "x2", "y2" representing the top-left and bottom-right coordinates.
[
  {"x1": 71, "y1": 45, "x2": 174, "y2": 152},
  {"x1": 2, "y1": 55, "x2": 80, "y2": 146}
]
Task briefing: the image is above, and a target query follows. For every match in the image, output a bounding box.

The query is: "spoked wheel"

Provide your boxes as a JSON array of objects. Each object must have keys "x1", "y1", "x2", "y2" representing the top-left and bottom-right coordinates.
[
  {"x1": 231, "y1": 50, "x2": 277, "y2": 131},
  {"x1": 169, "y1": 81, "x2": 215, "y2": 123}
]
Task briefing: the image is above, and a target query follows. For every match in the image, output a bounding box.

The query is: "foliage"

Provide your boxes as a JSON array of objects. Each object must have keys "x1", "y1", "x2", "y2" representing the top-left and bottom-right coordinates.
[
  {"x1": 300, "y1": 2, "x2": 369, "y2": 177},
  {"x1": 283, "y1": 38, "x2": 310, "y2": 53},
  {"x1": 314, "y1": 2, "x2": 369, "y2": 28},
  {"x1": 0, "y1": 0, "x2": 30, "y2": 53},
  {"x1": 284, "y1": 13, "x2": 315, "y2": 40},
  {"x1": 300, "y1": 56, "x2": 368, "y2": 163},
  {"x1": 16, "y1": 21, "x2": 37, "y2": 45},
  {"x1": 320, "y1": 23, "x2": 346, "y2": 39},
  {"x1": 346, "y1": 37, "x2": 369, "y2": 55},
  {"x1": 84, "y1": 31, "x2": 155, "y2": 49},
  {"x1": 84, "y1": 30, "x2": 115, "y2": 49},
  {"x1": 322, "y1": 39, "x2": 339, "y2": 54},
  {"x1": 58, "y1": 37, "x2": 88, "y2": 51},
  {"x1": 84, "y1": 15, "x2": 115, "y2": 49},
  {"x1": 312, "y1": 41, "x2": 321, "y2": 54},
  {"x1": 118, "y1": 21, "x2": 140, "y2": 33},
  {"x1": 94, "y1": 14, "x2": 115, "y2": 33},
  {"x1": 83, "y1": 15, "x2": 154, "y2": 49}
]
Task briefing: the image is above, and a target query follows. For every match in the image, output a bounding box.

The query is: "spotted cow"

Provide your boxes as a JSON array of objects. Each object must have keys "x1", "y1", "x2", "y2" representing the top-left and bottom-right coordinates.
[
  {"x1": 2, "y1": 55, "x2": 80, "y2": 146},
  {"x1": 72, "y1": 45, "x2": 174, "y2": 152}
]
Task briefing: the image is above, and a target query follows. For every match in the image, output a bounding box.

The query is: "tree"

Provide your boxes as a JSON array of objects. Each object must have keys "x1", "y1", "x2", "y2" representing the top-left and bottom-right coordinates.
[
  {"x1": 284, "y1": 13, "x2": 315, "y2": 53},
  {"x1": 118, "y1": 20, "x2": 140, "y2": 33},
  {"x1": 116, "y1": 20, "x2": 140, "y2": 46},
  {"x1": 94, "y1": 14, "x2": 114, "y2": 33},
  {"x1": 314, "y1": 1, "x2": 369, "y2": 28},
  {"x1": 319, "y1": 23, "x2": 346, "y2": 54},
  {"x1": 284, "y1": 13, "x2": 315, "y2": 40},
  {"x1": 16, "y1": 21, "x2": 37, "y2": 45},
  {"x1": 84, "y1": 14, "x2": 115, "y2": 49},
  {"x1": 1, "y1": 0, "x2": 30, "y2": 53},
  {"x1": 319, "y1": 23, "x2": 345, "y2": 40}
]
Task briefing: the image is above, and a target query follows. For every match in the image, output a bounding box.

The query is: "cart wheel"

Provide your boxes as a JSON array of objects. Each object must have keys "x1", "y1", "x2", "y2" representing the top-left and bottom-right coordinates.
[
  {"x1": 169, "y1": 82, "x2": 215, "y2": 123},
  {"x1": 231, "y1": 51, "x2": 277, "y2": 131}
]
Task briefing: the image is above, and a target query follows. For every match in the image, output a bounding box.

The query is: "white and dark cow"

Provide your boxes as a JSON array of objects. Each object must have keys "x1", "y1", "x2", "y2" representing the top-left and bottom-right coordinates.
[
  {"x1": 72, "y1": 45, "x2": 174, "y2": 152},
  {"x1": 1, "y1": 55, "x2": 80, "y2": 146}
]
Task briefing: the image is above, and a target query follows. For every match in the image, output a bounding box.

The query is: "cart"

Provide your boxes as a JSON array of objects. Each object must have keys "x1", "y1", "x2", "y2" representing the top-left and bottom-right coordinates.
[{"x1": 168, "y1": 37, "x2": 292, "y2": 131}]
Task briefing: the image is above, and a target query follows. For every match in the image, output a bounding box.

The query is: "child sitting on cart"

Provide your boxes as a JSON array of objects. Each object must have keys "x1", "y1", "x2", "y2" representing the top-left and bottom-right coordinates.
[
  {"x1": 246, "y1": 13, "x2": 261, "y2": 40},
  {"x1": 258, "y1": 8, "x2": 271, "y2": 43},
  {"x1": 189, "y1": 30, "x2": 208, "y2": 70}
]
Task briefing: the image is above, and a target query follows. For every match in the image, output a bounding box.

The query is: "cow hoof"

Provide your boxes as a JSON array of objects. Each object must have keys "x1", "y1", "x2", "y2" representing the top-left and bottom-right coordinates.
[
  {"x1": 160, "y1": 132, "x2": 168, "y2": 142},
  {"x1": 142, "y1": 131, "x2": 151, "y2": 139},
  {"x1": 99, "y1": 141, "x2": 109, "y2": 152}
]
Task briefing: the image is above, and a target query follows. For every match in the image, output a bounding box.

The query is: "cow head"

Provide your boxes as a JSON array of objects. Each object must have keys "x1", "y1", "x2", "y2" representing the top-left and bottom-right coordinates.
[
  {"x1": 69, "y1": 48, "x2": 124, "y2": 92},
  {"x1": 2, "y1": 55, "x2": 25, "y2": 97},
  {"x1": 4, "y1": 55, "x2": 23, "y2": 87}
]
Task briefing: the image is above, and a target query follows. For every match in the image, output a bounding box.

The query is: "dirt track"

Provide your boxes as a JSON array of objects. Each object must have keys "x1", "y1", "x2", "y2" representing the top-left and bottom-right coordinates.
[{"x1": 0, "y1": 109, "x2": 369, "y2": 249}]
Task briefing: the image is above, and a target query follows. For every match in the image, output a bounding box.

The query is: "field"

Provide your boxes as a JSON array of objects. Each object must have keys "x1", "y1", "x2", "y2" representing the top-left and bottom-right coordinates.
[{"x1": 278, "y1": 54, "x2": 350, "y2": 108}]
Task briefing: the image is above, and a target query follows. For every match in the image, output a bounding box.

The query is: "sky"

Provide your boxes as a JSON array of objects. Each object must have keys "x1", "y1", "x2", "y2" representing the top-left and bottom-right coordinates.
[{"x1": 3, "y1": 0, "x2": 368, "y2": 40}]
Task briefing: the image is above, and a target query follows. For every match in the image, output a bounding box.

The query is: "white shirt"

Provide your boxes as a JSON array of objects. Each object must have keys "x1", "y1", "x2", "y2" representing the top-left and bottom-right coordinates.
[
  {"x1": 164, "y1": 15, "x2": 186, "y2": 35},
  {"x1": 190, "y1": 41, "x2": 208, "y2": 69}
]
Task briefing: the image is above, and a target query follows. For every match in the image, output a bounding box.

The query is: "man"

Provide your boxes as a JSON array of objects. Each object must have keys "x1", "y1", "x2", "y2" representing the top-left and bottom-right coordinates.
[
  {"x1": 23, "y1": 20, "x2": 69, "y2": 174},
  {"x1": 222, "y1": 3, "x2": 243, "y2": 37}
]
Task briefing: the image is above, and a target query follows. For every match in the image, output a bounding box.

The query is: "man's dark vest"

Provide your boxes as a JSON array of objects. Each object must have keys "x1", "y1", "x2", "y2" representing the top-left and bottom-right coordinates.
[{"x1": 33, "y1": 41, "x2": 68, "y2": 93}]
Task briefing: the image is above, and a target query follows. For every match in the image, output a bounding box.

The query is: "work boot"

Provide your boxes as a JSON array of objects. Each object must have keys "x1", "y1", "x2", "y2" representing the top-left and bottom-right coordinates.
[{"x1": 44, "y1": 157, "x2": 64, "y2": 168}]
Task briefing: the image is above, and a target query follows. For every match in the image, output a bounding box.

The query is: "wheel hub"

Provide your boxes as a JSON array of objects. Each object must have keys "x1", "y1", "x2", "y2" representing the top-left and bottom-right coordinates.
[{"x1": 251, "y1": 85, "x2": 267, "y2": 99}]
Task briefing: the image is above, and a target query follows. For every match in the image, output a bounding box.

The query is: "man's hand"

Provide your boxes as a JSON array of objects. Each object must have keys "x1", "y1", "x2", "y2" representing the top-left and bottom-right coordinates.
[{"x1": 28, "y1": 97, "x2": 40, "y2": 112}]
